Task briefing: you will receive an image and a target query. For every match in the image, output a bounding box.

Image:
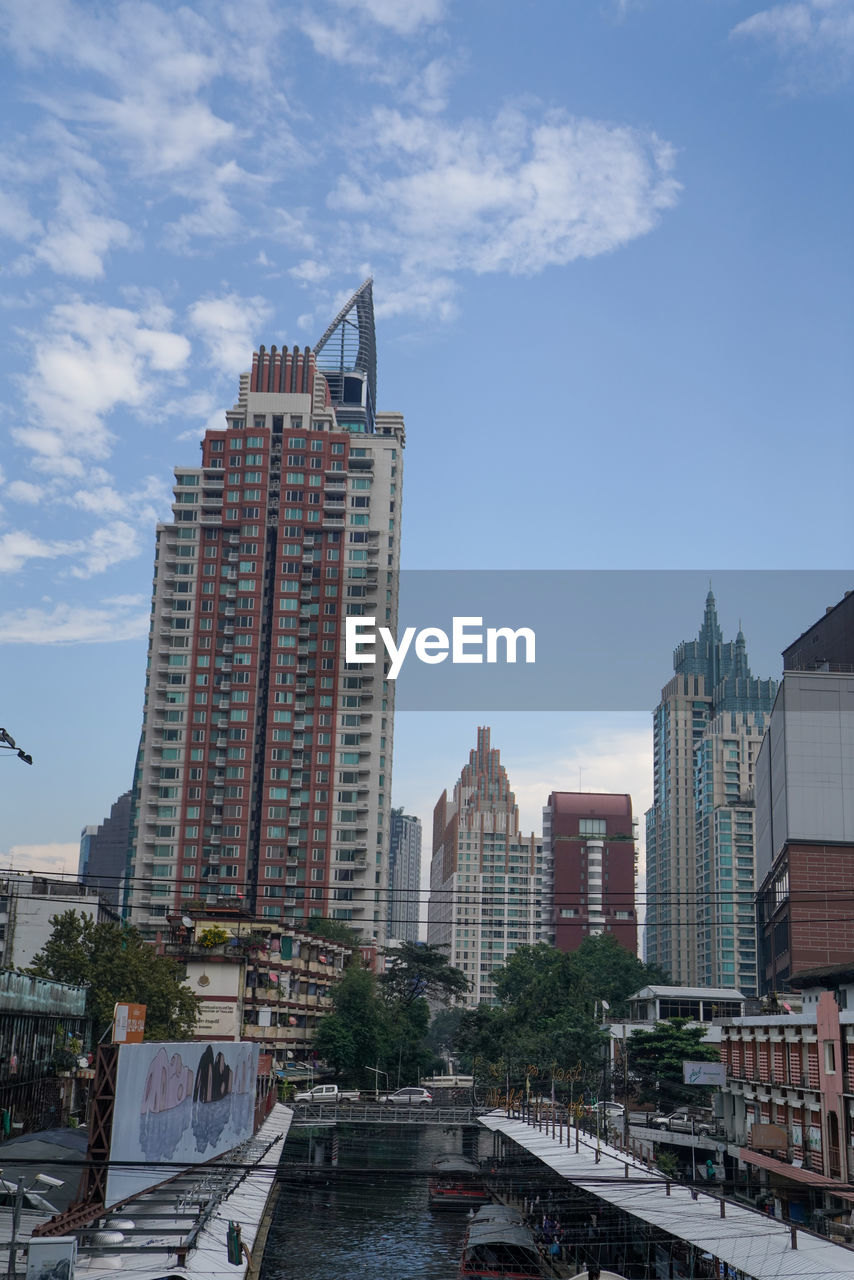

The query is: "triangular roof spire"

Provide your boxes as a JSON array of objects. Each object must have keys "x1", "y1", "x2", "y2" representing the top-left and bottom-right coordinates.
[{"x1": 314, "y1": 278, "x2": 377, "y2": 433}]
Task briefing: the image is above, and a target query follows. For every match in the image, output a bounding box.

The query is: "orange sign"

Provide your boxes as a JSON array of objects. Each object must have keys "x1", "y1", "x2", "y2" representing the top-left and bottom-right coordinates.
[{"x1": 112, "y1": 1002, "x2": 147, "y2": 1043}]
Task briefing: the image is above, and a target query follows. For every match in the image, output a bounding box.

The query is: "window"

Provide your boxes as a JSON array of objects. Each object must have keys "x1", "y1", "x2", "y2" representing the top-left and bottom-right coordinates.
[{"x1": 579, "y1": 818, "x2": 607, "y2": 836}]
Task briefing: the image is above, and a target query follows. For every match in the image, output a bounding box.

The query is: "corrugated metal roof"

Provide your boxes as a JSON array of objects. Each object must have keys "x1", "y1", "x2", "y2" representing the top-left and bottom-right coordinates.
[{"x1": 478, "y1": 1113, "x2": 854, "y2": 1280}]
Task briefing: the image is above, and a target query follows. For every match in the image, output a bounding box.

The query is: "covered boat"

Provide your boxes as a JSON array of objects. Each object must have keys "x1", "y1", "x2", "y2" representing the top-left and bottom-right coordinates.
[
  {"x1": 460, "y1": 1203, "x2": 545, "y2": 1278},
  {"x1": 429, "y1": 1155, "x2": 491, "y2": 1211}
]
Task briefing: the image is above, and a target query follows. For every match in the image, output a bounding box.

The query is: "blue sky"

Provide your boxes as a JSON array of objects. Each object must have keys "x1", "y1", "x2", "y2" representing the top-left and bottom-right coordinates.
[{"x1": 0, "y1": 0, "x2": 851, "y2": 895}]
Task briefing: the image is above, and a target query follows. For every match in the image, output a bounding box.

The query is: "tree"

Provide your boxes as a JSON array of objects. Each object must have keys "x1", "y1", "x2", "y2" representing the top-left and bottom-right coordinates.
[
  {"x1": 29, "y1": 911, "x2": 198, "y2": 1043},
  {"x1": 379, "y1": 941, "x2": 469, "y2": 1006},
  {"x1": 307, "y1": 917, "x2": 362, "y2": 948},
  {"x1": 459, "y1": 937, "x2": 669, "y2": 1103},
  {"x1": 627, "y1": 1019, "x2": 720, "y2": 1111}
]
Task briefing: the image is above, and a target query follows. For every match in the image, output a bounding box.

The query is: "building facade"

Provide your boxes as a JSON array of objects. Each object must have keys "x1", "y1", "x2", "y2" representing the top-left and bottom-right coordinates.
[
  {"x1": 129, "y1": 281, "x2": 404, "y2": 941},
  {"x1": 0, "y1": 874, "x2": 118, "y2": 972},
  {"x1": 755, "y1": 671, "x2": 854, "y2": 992},
  {"x1": 645, "y1": 592, "x2": 776, "y2": 985},
  {"x1": 542, "y1": 791, "x2": 637, "y2": 954},
  {"x1": 388, "y1": 808, "x2": 422, "y2": 943},
  {"x1": 427, "y1": 727, "x2": 544, "y2": 1007},
  {"x1": 79, "y1": 789, "x2": 132, "y2": 911},
  {"x1": 164, "y1": 905, "x2": 350, "y2": 1066},
  {"x1": 719, "y1": 964, "x2": 854, "y2": 1226}
]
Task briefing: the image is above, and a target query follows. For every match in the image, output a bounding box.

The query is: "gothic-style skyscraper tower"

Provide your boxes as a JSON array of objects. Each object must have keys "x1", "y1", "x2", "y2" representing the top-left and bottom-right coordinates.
[{"x1": 645, "y1": 593, "x2": 776, "y2": 989}]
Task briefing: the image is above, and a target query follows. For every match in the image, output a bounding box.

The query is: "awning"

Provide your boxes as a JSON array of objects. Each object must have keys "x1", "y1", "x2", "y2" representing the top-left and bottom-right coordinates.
[{"x1": 737, "y1": 1148, "x2": 854, "y2": 1203}]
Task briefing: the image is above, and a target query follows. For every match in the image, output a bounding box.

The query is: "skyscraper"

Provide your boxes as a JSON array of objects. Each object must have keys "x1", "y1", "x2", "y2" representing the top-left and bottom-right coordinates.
[
  {"x1": 79, "y1": 788, "x2": 132, "y2": 911},
  {"x1": 645, "y1": 592, "x2": 776, "y2": 987},
  {"x1": 542, "y1": 792, "x2": 638, "y2": 955},
  {"x1": 388, "y1": 808, "x2": 422, "y2": 943},
  {"x1": 427, "y1": 727, "x2": 544, "y2": 1007},
  {"x1": 129, "y1": 281, "x2": 404, "y2": 940}
]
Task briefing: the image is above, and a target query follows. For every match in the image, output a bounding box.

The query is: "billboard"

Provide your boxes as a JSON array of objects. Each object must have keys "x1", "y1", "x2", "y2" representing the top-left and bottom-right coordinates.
[
  {"x1": 106, "y1": 1040, "x2": 259, "y2": 1208},
  {"x1": 682, "y1": 1060, "x2": 726, "y2": 1087}
]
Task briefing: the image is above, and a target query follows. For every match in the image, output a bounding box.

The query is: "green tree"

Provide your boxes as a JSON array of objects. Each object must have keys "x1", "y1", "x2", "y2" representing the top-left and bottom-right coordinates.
[
  {"x1": 627, "y1": 1019, "x2": 720, "y2": 1111},
  {"x1": 460, "y1": 937, "x2": 668, "y2": 1102},
  {"x1": 29, "y1": 911, "x2": 198, "y2": 1043},
  {"x1": 308, "y1": 917, "x2": 362, "y2": 949},
  {"x1": 379, "y1": 941, "x2": 469, "y2": 1006},
  {"x1": 314, "y1": 964, "x2": 390, "y2": 1081}
]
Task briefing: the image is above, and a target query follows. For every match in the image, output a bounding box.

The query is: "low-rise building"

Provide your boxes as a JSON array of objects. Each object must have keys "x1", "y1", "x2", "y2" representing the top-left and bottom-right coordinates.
[
  {"x1": 0, "y1": 874, "x2": 118, "y2": 971},
  {"x1": 0, "y1": 970, "x2": 89, "y2": 1132},
  {"x1": 719, "y1": 962, "x2": 854, "y2": 1228},
  {"x1": 164, "y1": 904, "x2": 351, "y2": 1067},
  {"x1": 605, "y1": 985, "x2": 746, "y2": 1090}
]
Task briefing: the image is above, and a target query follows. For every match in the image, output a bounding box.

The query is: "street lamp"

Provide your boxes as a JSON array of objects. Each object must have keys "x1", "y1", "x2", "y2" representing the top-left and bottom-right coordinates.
[
  {"x1": 0, "y1": 729, "x2": 33, "y2": 767},
  {"x1": 4, "y1": 1172, "x2": 64, "y2": 1280}
]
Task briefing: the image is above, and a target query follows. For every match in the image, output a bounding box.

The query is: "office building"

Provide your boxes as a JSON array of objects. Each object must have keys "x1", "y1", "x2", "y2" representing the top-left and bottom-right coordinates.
[
  {"x1": 645, "y1": 591, "x2": 776, "y2": 985},
  {"x1": 79, "y1": 789, "x2": 132, "y2": 911},
  {"x1": 0, "y1": 873, "x2": 118, "y2": 971},
  {"x1": 542, "y1": 791, "x2": 637, "y2": 954},
  {"x1": 756, "y1": 592, "x2": 854, "y2": 992},
  {"x1": 388, "y1": 808, "x2": 422, "y2": 943},
  {"x1": 427, "y1": 727, "x2": 544, "y2": 1007},
  {"x1": 129, "y1": 281, "x2": 404, "y2": 940}
]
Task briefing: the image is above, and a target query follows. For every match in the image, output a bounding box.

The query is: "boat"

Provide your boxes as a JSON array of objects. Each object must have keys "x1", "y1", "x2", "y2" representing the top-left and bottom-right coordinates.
[
  {"x1": 429, "y1": 1155, "x2": 491, "y2": 1211},
  {"x1": 460, "y1": 1203, "x2": 546, "y2": 1278}
]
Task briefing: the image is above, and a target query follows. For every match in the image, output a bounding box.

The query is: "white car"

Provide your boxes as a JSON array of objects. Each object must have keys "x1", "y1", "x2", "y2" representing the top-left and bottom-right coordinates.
[{"x1": 381, "y1": 1087, "x2": 433, "y2": 1105}]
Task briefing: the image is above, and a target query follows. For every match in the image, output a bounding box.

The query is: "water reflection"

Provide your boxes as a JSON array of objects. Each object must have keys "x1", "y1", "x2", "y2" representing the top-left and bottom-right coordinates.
[{"x1": 262, "y1": 1125, "x2": 482, "y2": 1280}]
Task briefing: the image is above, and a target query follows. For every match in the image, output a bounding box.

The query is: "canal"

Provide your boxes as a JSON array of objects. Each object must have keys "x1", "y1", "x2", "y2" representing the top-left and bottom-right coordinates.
[{"x1": 261, "y1": 1123, "x2": 485, "y2": 1280}]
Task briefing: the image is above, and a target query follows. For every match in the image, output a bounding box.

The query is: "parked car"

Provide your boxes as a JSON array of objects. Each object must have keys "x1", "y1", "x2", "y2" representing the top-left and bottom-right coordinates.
[
  {"x1": 650, "y1": 1110, "x2": 713, "y2": 1135},
  {"x1": 293, "y1": 1083, "x2": 360, "y2": 1103},
  {"x1": 381, "y1": 1087, "x2": 433, "y2": 1105}
]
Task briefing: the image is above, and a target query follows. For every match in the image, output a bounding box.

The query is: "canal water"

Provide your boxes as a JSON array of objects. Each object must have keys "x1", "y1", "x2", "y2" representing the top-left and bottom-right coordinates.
[{"x1": 261, "y1": 1123, "x2": 485, "y2": 1280}]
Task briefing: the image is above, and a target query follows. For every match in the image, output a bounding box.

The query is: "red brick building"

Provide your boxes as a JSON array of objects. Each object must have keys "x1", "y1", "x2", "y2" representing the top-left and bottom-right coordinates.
[{"x1": 543, "y1": 792, "x2": 637, "y2": 954}]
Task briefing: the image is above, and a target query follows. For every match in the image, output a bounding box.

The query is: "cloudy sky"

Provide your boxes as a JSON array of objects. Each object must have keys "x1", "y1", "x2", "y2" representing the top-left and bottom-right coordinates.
[{"x1": 0, "y1": 0, "x2": 851, "y2": 918}]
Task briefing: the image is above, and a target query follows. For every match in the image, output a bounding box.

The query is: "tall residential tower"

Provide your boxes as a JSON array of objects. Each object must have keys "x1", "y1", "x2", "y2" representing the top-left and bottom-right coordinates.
[
  {"x1": 427, "y1": 727, "x2": 544, "y2": 1006},
  {"x1": 129, "y1": 282, "x2": 404, "y2": 940},
  {"x1": 645, "y1": 592, "x2": 776, "y2": 988}
]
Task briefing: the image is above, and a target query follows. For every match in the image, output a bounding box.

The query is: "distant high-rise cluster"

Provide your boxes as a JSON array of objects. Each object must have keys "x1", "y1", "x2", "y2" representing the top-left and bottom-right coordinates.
[
  {"x1": 645, "y1": 591, "x2": 777, "y2": 993},
  {"x1": 128, "y1": 282, "x2": 404, "y2": 941}
]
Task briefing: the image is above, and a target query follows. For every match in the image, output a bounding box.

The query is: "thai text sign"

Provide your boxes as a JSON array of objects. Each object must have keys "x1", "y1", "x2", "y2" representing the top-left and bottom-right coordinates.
[{"x1": 113, "y1": 1002, "x2": 147, "y2": 1044}]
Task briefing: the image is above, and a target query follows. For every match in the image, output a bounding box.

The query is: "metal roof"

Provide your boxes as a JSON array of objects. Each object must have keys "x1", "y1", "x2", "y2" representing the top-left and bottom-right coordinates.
[
  {"x1": 630, "y1": 986, "x2": 747, "y2": 1001},
  {"x1": 76, "y1": 1104, "x2": 292, "y2": 1280},
  {"x1": 478, "y1": 1113, "x2": 854, "y2": 1280}
]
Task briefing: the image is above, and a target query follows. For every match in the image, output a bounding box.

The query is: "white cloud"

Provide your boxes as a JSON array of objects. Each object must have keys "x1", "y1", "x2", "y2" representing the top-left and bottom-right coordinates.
[
  {"x1": 731, "y1": 0, "x2": 854, "y2": 84},
  {"x1": 0, "y1": 189, "x2": 41, "y2": 243},
  {"x1": 289, "y1": 259, "x2": 332, "y2": 285},
  {"x1": 0, "y1": 530, "x2": 79, "y2": 573},
  {"x1": 1, "y1": 843, "x2": 80, "y2": 876},
  {"x1": 330, "y1": 107, "x2": 681, "y2": 277},
  {"x1": 0, "y1": 598, "x2": 150, "y2": 644},
  {"x1": 334, "y1": 0, "x2": 446, "y2": 35},
  {"x1": 70, "y1": 521, "x2": 142, "y2": 579},
  {"x1": 187, "y1": 291, "x2": 274, "y2": 374},
  {"x1": 15, "y1": 298, "x2": 191, "y2": 470},
  {"x1": 5, "y1": 481, "x2": 45, "y2": 504},
  {"x1": 32, "y1": 176, "x2": 132, "y2": 279}
]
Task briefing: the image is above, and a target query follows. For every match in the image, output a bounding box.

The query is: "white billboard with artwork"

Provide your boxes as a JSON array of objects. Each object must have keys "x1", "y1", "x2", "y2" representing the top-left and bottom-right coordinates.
[{"x1": 106, "y1": 1040, "x2": 260, "y2": 1208}]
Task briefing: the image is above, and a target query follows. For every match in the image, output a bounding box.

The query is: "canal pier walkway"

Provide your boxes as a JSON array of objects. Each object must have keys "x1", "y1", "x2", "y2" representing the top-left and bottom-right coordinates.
[{"x1": 478, "y1": 1110, "x2": 854, "y2": 1280}]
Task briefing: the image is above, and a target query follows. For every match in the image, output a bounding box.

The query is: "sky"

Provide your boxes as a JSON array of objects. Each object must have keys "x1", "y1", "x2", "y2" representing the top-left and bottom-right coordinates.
[{"x1": 0, "y1": 0, "x2": 851, "y2": 915}]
